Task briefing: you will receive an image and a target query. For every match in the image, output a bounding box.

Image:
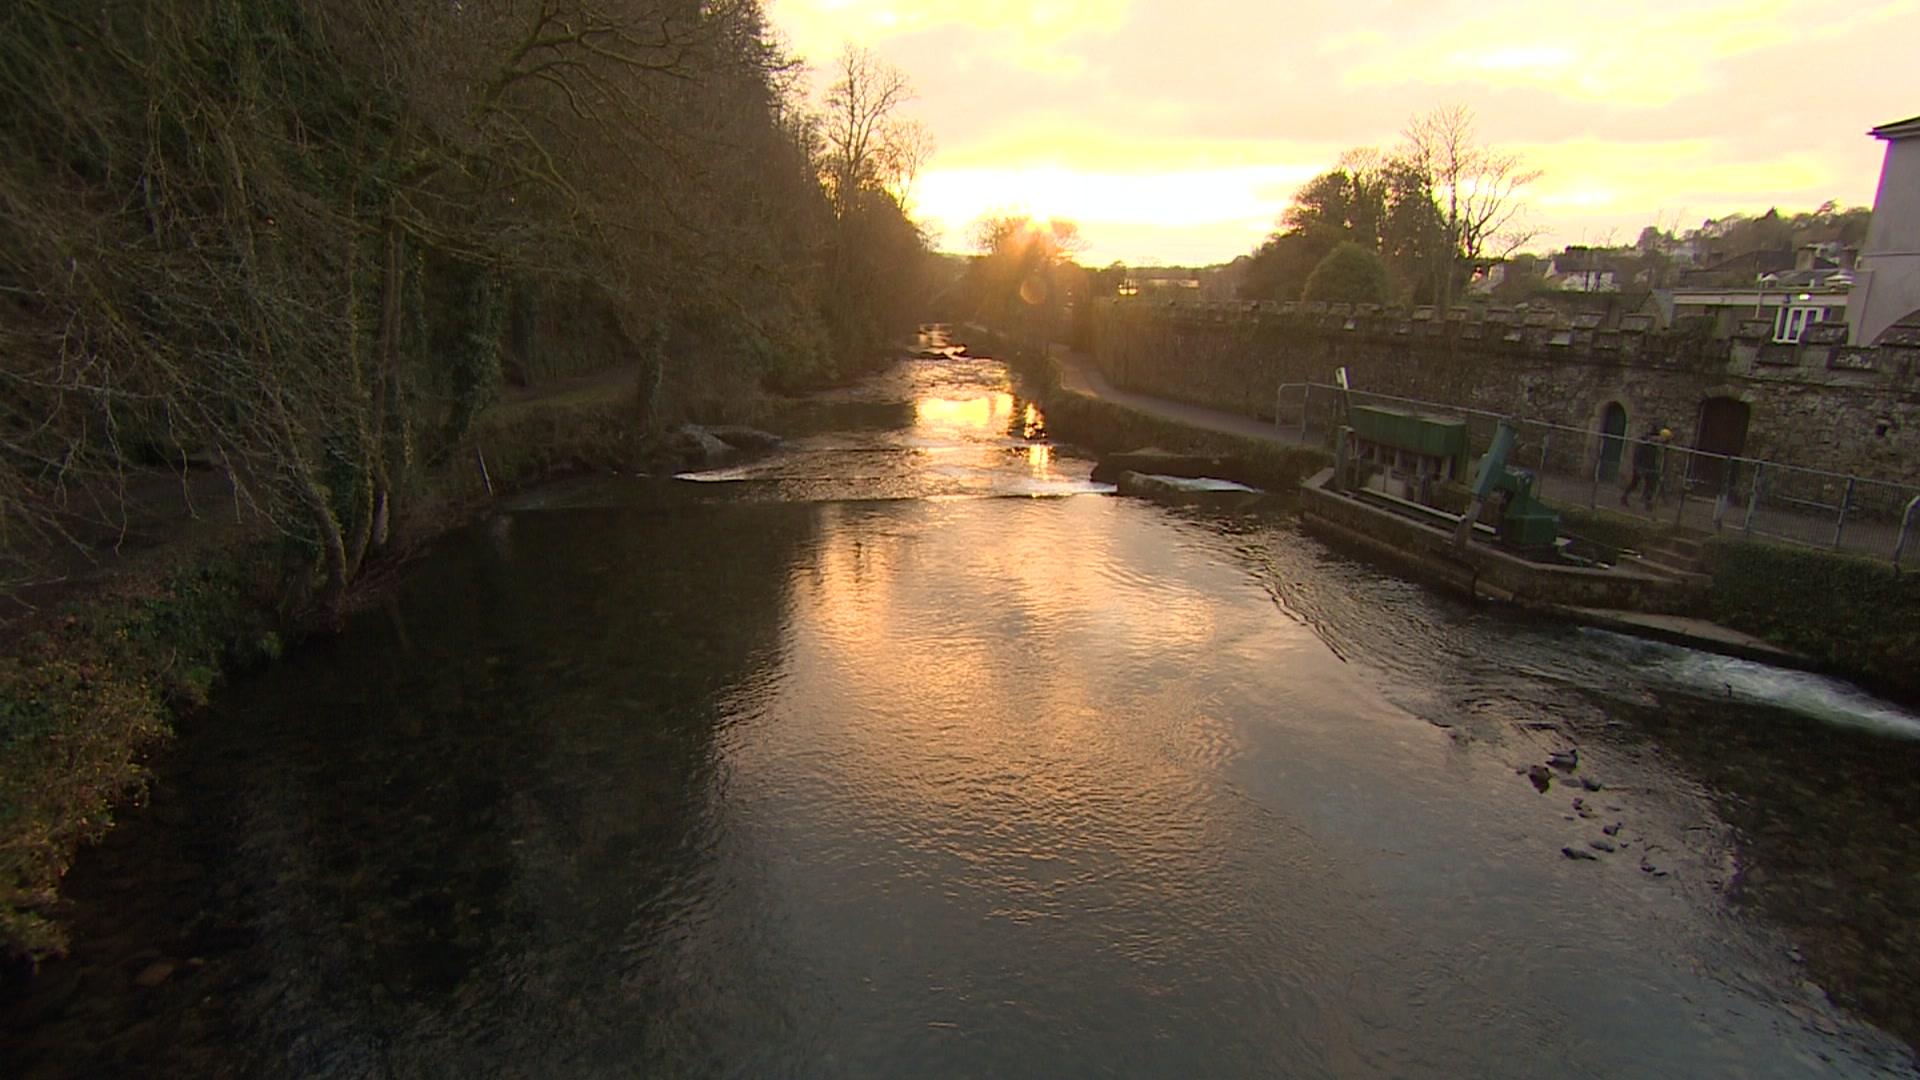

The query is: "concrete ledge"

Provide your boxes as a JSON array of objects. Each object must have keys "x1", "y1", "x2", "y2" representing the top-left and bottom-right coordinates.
[
  {"x1": 1553, "y1": 607, "x2": 1814, "y2": 669},
  {"x1": 1300, "y1": 470, "x2": 1698, "y2": 613}
]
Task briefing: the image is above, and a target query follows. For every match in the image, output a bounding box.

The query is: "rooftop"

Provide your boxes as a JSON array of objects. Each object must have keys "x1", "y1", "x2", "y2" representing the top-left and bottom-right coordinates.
[{"x1": 1869, "y1": 114, "x2": 1920, "y2": 140}]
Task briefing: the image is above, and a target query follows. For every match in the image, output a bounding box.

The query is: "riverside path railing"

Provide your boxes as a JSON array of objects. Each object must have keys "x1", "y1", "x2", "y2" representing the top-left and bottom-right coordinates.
[{"x1": 1275, "y1": 382, "x2": 1920, "y2": 567}]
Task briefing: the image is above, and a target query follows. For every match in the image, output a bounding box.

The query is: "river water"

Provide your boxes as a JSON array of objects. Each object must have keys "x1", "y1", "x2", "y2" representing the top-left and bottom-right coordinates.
[{"x1": 7, "y1": 352, "x2": 1920, "y2": 1077}]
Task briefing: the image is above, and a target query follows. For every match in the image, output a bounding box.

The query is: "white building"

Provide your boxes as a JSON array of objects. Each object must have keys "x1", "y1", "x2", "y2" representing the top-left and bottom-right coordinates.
[
  {"x1": 1849, "y1": 114, "x2": 1920, "y2": 344},
  {"x1": 1665, "y1": 281, "x2": 1852, "y2": 342},
  {"x1": 1546, "y1": 247, "x2": 1621, "y2": 292}
]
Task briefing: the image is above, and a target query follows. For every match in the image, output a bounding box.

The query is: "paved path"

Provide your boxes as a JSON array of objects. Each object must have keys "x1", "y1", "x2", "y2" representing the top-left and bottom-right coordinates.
[
  {"x1": 1053, "y1": 347, "x2": 1296, "y2": 447},
  {"x1": 1560, "y1": 607, "x2": 1813, "y2": 668}
]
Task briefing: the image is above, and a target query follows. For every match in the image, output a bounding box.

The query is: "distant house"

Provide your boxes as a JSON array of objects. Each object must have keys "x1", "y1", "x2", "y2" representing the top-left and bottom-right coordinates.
[
  {"x1": 1849, "y1": 113, "x2": 1920, "y2": 344},
  {"x1": 1137, "y1": 277, "x2": 1201, "y2": 295},
  {"x1": 1547, "y1": 246, "x2": 1623, "y2": 292},
  {"x1": 1662, "y1": 280, "x2": 1852, "y2": 343},
  {"x1": 1676, "y1": 248, "x2": 1796, "y2": 288},
  {"x1": 1659, "y1": 243, "x2": 1855, "y2": 341}
]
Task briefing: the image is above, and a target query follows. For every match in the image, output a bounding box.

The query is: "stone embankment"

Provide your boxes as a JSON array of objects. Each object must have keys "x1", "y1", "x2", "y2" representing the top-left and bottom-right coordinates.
[
  {"x1": 1095, "y1": 300, "x2": 1920, "y2": 491},
  {"x1": 975, "y1": 323, "x2": 1920, "y2": 706}
]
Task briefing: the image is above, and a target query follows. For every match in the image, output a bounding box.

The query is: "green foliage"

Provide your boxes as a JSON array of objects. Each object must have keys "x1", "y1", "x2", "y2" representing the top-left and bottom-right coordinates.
[
  {"x1": 1239, "y1": 152, "x2": 1445, "y2": 304},
  {"x1": 0, "y1": 546, "x2": 280, "y2": 960},
  {"x1": 1303, "y1": 242, "x2": 1391, "y2": 305},
  {"x1": 1554, "y1": 506, "x2": 1669, "y2": 553},
  {"x1": 436, "y1": 260, "x2": 508, "y2": 442},
  {"x1": 993, "y1": 344, "x2": 1331, "y2": 491},
  {"x1": 1706, "y1": 539, "x2": 1920, "y2": 701}
]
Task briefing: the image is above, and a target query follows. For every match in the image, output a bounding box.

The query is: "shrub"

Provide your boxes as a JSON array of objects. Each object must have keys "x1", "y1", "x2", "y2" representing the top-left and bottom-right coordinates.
[{"x1": 1302, "y1": 242, "x2": 1391, "y2": 305}]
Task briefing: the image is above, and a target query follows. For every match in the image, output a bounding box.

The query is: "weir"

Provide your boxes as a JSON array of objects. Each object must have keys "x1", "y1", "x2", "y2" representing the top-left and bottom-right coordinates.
[{"x1": 1303, "y1": 401, "x2": 1697, "y2": 609}]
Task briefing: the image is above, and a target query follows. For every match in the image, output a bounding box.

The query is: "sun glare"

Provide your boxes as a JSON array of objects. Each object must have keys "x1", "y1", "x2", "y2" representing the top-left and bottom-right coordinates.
[{"x1": 776, "y1": 0, "x2": 1903, "y2": 263}]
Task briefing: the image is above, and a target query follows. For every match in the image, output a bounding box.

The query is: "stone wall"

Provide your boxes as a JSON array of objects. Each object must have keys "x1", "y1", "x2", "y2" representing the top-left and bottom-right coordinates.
[{"x1": 1093, "y1": 300, "x2": 1920, "y2": 490}]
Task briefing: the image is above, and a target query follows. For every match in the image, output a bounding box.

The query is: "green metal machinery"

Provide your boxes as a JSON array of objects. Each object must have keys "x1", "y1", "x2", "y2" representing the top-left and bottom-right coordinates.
[
  {"x1": 1338, "y1": 402, "x2": 1560, "y2": 553},
  {"x1": 1345, "y1": 405, "x2": 1469, "y2": 503},
  {"x1": 1454, "y1": 418, "x2": 1560, "y2": 552}
]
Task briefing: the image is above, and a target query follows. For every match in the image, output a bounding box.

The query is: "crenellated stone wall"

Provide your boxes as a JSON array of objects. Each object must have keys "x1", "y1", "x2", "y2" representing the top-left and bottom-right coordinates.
[{"x1": 1092, "y1": 300, "x2": 1920, "y2": 487}]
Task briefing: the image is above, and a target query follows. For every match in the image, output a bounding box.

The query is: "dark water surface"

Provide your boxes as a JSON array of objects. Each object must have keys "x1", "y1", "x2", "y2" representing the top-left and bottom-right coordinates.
[{"x1": 8, "y1": 355, "x2": 1920, "y2": 1077}]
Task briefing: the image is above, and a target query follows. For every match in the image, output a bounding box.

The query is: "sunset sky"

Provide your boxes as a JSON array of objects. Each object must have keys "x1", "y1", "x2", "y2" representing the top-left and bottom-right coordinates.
[{"x1": 768, "y1": 0, "x2": 1917, "y2": 267}]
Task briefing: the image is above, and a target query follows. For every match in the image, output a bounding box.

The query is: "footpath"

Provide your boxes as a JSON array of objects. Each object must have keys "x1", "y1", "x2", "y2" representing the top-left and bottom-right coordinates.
[{"x1": 1052, "y1": 347, "x2": 1289, "y2": 446}]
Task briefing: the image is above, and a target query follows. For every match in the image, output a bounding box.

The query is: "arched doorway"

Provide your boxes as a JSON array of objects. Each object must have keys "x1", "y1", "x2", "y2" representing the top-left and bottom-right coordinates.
[
  {"x1": 1689, "y1": 396, "x2": 1751, "y2": 495},
  {"x1": 1596, "y1": 402, "x2": 1627, "y2": 481}
]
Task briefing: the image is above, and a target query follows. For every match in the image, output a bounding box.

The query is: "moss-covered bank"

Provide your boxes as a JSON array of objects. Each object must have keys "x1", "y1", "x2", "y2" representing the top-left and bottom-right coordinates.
[
  {"x1": 1552, "y1": 507, "x2": 1920, "y2": 702},
  {"x1": 1002, "y1": 348, "x2": 1333, "y2": 492},
  {"x1": 1702, "y1": 539, "x2": 1920, "y2": 702},
  {"x1": 0, "y1": 547, "x2": 281, "y2": 959},
  {"x1": 0, "y1": 381, "x2": 649, "y2": 963}
]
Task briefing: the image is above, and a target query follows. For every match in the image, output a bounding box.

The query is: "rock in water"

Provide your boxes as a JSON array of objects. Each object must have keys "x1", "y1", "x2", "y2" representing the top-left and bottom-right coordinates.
[
  {"x1": 1114, "y1": 471, "x2": 1187, "y2": 499},
  {"x1": 1091, "y1": 448, "x2": 1242, "y2": 485},
  {"x1": 1526, "y1": 765, "x2": 1553, "y2": 793},
  {"x1": 1562, "y1": 846, "x2": 1599, "y2": 861},
  {"x1": 671, "y1": 425, "x2": 733, "y2": 467},
  {"x1": 134, "y1": 961, "x2": 175, "y2": 988},
  {"x1": 1547, "y1": 748, "x2": 1579, "y2": 771},
  {"x1": 702, "y1": 425, "x2": 784, "y2": 452}
]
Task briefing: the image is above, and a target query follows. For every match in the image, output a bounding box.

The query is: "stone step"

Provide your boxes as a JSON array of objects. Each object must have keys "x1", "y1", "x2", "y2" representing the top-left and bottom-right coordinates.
[{"x1": 1639, "y1": 535, "x2": 1709, "y2": 574}]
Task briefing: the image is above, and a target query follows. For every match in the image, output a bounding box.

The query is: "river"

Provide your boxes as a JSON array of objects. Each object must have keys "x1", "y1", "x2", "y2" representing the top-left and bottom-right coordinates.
[{"x1": 6, "y1": 351, "x2": 1920, "y2": 1077}]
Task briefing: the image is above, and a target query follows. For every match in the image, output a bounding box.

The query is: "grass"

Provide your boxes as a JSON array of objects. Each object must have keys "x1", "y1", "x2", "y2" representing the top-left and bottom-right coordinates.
[
  {"x1": 0, "y1": 541, "x2": 281, "y2": 959},
  {"x1": 1703, "y1": 537, "x2": 1920, "y2": 702}
]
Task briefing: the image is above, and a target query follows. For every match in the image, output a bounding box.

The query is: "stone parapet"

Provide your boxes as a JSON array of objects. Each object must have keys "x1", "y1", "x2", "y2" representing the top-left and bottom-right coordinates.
[
  {"x1": 1107, "y1": 299, "x2": 1919, "y2": 394},
  {"x1": 1092, "y1": 301, "x2": 1920, "y2": 486}
]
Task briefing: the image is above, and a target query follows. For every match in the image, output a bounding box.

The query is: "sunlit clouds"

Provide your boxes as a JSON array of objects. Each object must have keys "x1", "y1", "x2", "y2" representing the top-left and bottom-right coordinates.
[
  {"x1": 774, "y1": 0, "x2": 1129, "y2": 72},
  {"x1": 770, "y1": 0, "x2": 1917, "y2": 264},
  {"x1": 918, "y1": 162, "x2": 1315, "y2": 232}
]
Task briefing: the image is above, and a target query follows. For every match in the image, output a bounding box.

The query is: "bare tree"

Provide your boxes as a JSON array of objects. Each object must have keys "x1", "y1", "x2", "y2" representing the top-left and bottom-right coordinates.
[
  {"x1": 820, "y1": 45, "x2": 918, "y2": 212},
  {"x1": 0, "y1": 0, "x2": 842, "y2": 607},
  {"x1": 1398, "y1": 105, "x2": 1542, "y2": 309},
  {"x1": 884, "y1": 119, "x2": 936, "y2": 210}
]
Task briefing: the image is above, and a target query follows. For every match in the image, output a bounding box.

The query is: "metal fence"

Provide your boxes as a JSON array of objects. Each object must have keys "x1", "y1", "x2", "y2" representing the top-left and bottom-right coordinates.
[{"x1": 1276, "y1": 382, "x2": 1920, "y2": 566}]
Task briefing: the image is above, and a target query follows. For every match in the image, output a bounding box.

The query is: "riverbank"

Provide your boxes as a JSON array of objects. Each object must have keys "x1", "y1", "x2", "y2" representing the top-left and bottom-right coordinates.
[
  {"x1": 0, "y1": 372, "x2": 656, "y2": 963},
  {"x1": 7, "y1": 348, "x2": 1917, "y2": 1074},
  {"x1": 980, "y1": 327, "x2": 1919, "y2": 705},
  {"x1": 980, "y1": 329, "x2": 1331, "y2": 493}
]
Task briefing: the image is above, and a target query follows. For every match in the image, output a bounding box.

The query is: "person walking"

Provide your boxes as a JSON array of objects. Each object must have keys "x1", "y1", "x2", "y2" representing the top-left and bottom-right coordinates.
[{"x1": 1620, "y1": 426, "x2": 1671, "y2": 510}]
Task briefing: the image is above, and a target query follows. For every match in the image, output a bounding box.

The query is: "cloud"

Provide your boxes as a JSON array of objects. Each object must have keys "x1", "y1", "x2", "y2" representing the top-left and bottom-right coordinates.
[
  {"x1": 906, "y1": 118, "x2": 1338, "y2": 260},
  {"x1": 770, "y1": 0, "x2": 1131, "y2": 70},
  {"x1": 1337, "y1": 0, "x2": 1918, "y2": 107},
  {"x1": 767, "y1": 0, "x2": 1912, "y2": 265},
  {"x1": 1495, "y1": 136, "x2": 1872, "y2": 247}
]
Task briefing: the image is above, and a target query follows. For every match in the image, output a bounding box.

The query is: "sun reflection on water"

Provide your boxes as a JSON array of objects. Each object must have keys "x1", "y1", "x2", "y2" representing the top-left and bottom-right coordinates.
[
  {"x1": 915, "y1": 392, "x2": 1016, "y2": 432},
  {"x1": 1022, "y1": 402, "x2": 1047, "y2": 440}
]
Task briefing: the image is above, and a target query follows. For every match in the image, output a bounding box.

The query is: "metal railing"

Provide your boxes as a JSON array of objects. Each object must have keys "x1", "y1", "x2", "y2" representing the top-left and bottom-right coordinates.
[{"x1": 1275, "y1": 382, "x2": 1920, "y2": 566}]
